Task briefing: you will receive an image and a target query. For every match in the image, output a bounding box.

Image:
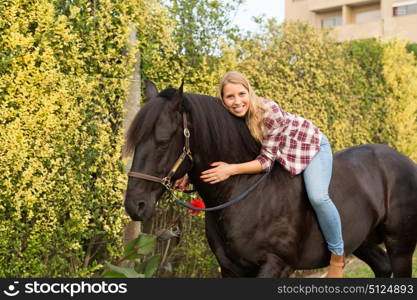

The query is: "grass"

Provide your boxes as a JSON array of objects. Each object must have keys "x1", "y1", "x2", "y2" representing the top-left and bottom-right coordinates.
[
  {"x1": 295, "y1": 249, "x2": 417, "y2": 278},
  {"x1": 345, "y1": 250, "x2": 417, "y2": 278}
]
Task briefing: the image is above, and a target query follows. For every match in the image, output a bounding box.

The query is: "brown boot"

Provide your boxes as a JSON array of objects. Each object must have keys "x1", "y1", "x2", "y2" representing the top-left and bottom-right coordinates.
[{"x1": 326, "y1": 254, "x2": 345, "y2": 278}]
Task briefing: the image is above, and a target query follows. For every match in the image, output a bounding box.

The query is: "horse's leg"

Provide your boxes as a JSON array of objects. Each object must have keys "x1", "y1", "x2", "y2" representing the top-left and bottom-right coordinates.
[
  {"x1": 383, "y1": 215, "x2": 417, "y2": 277},
  {"x1": 257, "y1": 253, "x2": 293, "y2": 278},
  {"x1": 384, "y1": 234, "x2": 416, "y2": 278},
  {"x1": 204, "y1": 212, "x2": 246, "y2": 277},
  {"x1": 381, "y1": 161, "x2": 417, "y2": 277},
  {"x1": 353, "y1": 239, "x2": 392, "y2": 278},
  {"x1": 383, "y1": 194, "x2": 417, "y2": 277}
]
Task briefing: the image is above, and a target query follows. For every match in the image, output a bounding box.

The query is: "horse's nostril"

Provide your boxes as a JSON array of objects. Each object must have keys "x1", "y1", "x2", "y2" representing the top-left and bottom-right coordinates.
[{"x1": 138, "y1": 201, "x2": 145, "y2": 211}]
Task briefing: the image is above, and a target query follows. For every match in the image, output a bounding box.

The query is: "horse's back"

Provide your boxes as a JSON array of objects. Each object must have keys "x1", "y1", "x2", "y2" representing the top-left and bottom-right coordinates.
[
  {"x1": 333, "y1": 143, "x2": 417, "y2": 249},
  {"x1": 334, "y1": 143, "x2": 417, "y2": 201}
]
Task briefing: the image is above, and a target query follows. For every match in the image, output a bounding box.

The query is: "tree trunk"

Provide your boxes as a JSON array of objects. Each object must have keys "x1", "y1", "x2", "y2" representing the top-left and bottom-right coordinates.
[{"x1": 123, "y1": 22, "x2": 141, "y2": 245}]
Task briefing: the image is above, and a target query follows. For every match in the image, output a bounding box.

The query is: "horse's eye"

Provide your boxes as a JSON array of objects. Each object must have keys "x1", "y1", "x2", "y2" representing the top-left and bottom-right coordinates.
[{"x1": 157, "y1": 140, "x2": 170, "y2": 150}]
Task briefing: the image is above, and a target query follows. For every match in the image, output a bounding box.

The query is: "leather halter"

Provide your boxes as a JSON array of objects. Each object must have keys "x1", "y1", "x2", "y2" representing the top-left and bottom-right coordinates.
[{"x1": 127, "y1": 112, "x2": 192, "y2": 190}]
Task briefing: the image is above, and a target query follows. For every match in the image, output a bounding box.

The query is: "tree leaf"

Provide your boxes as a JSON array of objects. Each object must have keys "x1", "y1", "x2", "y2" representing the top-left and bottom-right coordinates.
[
  {"x1": 105, "y1": 262, "x2": 144, "y2": 278},
  {"x1": 124, "y1": 238, "x2": 139, "y2": 256},
  {"x1": 102, "y1": 271, "x2": 127, "y2": 278},
  {"x1": 137, "y1": 234, "x2": 156, "y2": 255},
  {"x1": 134, "y1": 261, "x2": 146, "y2": 274},
  {"x1": 144, "y1": 255, "x2": 160, "y2": 278},
  {"x1": 163, "y1": 262, "x2": 173, "y2": 273},
  {"x1": 125, "y1": 253, "x2": 142, "y2": 260}
]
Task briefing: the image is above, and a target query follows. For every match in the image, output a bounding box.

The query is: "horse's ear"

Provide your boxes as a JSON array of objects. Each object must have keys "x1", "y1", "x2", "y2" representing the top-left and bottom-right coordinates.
[
  {"x1": 172, "y1": 80, "x2": 185, "y2": 112},
  {"x1": 145, "y1": 79, "x2": 158, "y2": 100},
  {"x1": 177, "y1": 80, "x2": 184, "y2": 97}
]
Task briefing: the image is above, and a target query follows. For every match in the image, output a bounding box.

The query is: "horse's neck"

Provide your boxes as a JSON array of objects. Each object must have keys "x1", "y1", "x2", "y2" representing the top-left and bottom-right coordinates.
[
  {"x1": 188, "y1": 156, "x2": 294, "y2": 209},
  {"x1": 188, "y1": 169, "x2": 234, "y2": 207},
  {"x1": 187, "y1": 113, "x2": 260, "y2": 206}
]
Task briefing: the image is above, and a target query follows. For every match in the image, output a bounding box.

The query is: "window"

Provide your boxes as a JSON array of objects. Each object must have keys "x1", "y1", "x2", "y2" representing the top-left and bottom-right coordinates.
[
  {"x1": 322, "y1": 16, "x2": 343, "y2": 27},
  {"x1": 393, "y1": 1, "x2": 417, "y2": 16},
  {"x1": 356, "y1": 9, "x2": 381, "y2": 23}
]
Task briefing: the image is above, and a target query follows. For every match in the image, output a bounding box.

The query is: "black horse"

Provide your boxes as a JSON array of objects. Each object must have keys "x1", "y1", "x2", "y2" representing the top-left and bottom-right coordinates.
[{"x1": 124, "y1": 81, "x2": 417, "y2": 277}]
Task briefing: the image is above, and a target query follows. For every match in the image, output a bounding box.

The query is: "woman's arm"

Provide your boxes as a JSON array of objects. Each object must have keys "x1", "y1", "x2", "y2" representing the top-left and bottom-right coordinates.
[
  {"x1": 231, "y1": 160, "x2": 263, "y2": 175},
  {"x1": 200, "y1": 160, "x2": 263, "y2": 184}
]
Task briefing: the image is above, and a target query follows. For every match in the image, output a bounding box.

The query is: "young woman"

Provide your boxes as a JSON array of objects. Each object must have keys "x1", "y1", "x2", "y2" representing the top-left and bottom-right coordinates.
[{"x1": 176, "y1": 71, "x2": 345, "y2": 277}]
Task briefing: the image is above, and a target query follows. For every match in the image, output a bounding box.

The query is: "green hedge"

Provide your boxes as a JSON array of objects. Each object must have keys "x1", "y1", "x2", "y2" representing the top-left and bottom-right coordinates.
[{"x1": 0, "y1": 0, "x2": 174, "y2": 277}]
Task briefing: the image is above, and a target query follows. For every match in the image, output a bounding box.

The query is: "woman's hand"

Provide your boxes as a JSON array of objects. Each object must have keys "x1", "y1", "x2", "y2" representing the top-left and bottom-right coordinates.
[
  {"x1": 174, "y1": 174, "x2": 189, "y2": 190},
  {"x1": 200, "y1": 162, "x2": 235, "y2": 184}
]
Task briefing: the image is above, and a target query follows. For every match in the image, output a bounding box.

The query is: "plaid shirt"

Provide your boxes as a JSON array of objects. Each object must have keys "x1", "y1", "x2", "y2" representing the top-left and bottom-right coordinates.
[{"x1": 256, "y1": 98, "x2": 322, "y2": 176}]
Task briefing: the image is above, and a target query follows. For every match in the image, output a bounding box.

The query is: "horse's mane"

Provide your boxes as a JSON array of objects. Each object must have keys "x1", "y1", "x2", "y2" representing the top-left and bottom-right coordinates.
[
  {"x1": 125, "y1": 88, "x2": 261, "y2": 163},
  {"x1": 125, "y1": 92, "x2": 167, "y2": 155},
  {"x1": 183, "y1": 92, "x2": 261, "y2": 163}
]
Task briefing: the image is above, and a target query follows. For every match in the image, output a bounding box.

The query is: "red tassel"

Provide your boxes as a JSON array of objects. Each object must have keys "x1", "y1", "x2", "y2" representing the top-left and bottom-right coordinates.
[{"x1": 188, "y1": 198, "x2": 205, "y2": 214}]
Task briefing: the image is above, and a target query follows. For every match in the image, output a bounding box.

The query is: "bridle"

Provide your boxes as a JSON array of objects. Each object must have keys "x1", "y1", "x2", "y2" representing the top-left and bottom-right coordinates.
[
  {"x1": 128, "y1": 112, "x2": 192, "y2": 190},
  {"x1": 127, "y1": 110, "x2": 269, "y2": 212}
]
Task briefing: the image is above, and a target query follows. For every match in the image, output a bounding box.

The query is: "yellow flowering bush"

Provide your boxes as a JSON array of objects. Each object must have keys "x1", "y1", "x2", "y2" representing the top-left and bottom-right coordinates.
[{"x1": 0, "y1": 0, "x2": 175, "y2": 277}]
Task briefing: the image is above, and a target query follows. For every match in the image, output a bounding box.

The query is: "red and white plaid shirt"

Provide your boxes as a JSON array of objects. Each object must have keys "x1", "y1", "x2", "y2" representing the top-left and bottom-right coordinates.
[{"x1": 256, "y1": 98, "x2": 322, "y2": 176}]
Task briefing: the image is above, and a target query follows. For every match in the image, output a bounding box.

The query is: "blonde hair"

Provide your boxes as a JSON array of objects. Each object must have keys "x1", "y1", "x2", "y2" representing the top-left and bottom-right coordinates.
[{"x1": 218, "y1": 71, "x2": 267, "y2": 143}]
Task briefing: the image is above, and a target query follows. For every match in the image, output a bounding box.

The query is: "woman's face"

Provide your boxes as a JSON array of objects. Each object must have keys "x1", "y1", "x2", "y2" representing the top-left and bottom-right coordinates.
[{"x1": 222, "y1": 83, "x2": 250, "y2": 118}]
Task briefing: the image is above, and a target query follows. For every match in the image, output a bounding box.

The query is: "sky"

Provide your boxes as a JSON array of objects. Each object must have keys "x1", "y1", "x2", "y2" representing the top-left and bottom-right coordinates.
[{"x1": 231, "y1": 0, "x2": 285, "y2": 32}]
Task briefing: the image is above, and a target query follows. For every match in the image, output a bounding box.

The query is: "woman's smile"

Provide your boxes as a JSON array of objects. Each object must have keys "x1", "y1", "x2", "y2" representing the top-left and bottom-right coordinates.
[{"x1": 222, "y1": 83, "x2": 250, "y2": 117}]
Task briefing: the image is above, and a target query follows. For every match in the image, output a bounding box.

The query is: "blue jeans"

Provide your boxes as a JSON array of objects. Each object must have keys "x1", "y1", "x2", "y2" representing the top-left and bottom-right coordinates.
[{"x1": 303, "y1": 134, "x2": 344, "y2": 255}]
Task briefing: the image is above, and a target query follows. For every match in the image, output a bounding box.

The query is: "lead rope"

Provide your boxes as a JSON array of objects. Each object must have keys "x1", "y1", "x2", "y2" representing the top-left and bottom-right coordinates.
[{"x1": 171, "y1": 172, "x2": 269, "y2": 212}]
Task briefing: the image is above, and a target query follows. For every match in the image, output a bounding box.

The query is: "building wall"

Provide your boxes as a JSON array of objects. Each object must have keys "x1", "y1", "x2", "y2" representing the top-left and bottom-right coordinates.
[
  {"x1": 351, "y1": 4, "x2": 381, "y2": 24},
  {"x1": 335, "y1": 20, "x2": 383, "y2": 40},
  {"x1": 315, "y1": 9, "x2": 343, "y2": 28},
  {"x1": 285, "y1": 0, "x2": 315, "y2": 24},
  {"x1": 383, "y1": 0, "x2": 417, "y2": 41},
  {"x1": 308, "y1": 0, "x2": 380, "y2": 12},
  {"x1": 285, "y1": 0, "x2": 417, "y2": 42}
]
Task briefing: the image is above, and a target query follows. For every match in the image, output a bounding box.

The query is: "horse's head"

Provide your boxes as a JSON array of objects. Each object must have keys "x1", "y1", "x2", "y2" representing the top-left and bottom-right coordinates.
[{"x1": 124, "y1": 80, "x2": 192, "y2": 221}]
